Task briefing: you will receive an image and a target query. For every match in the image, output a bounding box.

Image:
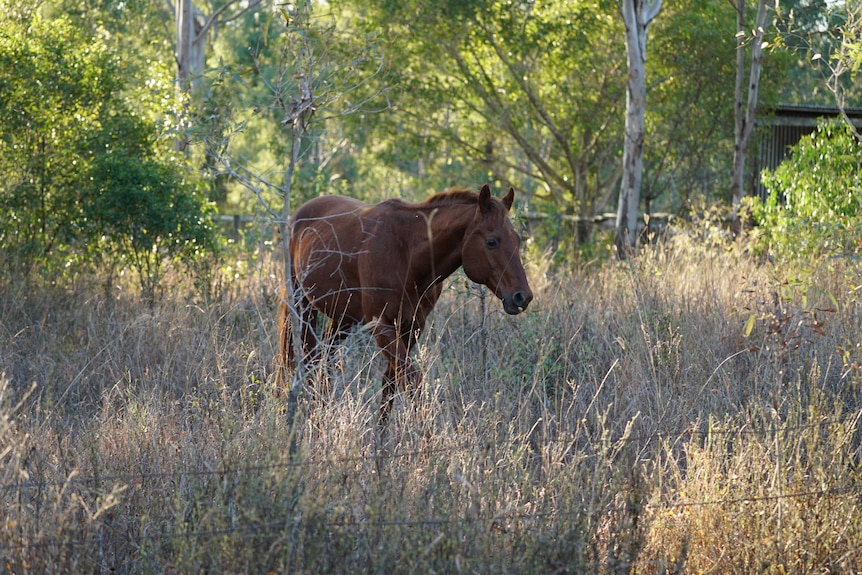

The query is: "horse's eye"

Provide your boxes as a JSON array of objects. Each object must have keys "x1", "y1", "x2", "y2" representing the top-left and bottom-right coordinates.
[{"x1": 486, "y1": 237, "x2": 499, "y2": 249}]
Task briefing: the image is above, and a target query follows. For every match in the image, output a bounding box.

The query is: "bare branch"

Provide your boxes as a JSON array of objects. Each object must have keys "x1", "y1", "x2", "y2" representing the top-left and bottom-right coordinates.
[
  {"x1": 448, "y1": 44, "x2": 571, "y2": 200},
  {"x1": 196, "y1": 0, "x2": 258, "y2": 41},
  {"x1": 644, "y1": 0, "x2": 663, "y2": 25}
]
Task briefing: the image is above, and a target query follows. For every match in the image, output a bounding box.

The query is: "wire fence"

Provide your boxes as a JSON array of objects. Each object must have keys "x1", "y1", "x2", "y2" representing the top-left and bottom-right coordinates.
[
  {"x1": 2, "y1": 477, "x2": 861, "y2": 563},
  {"x1": 2, "y1": 431, "x2": 861, "y2": 567},
  {"x1": 2, "y1": 412, "x2": 860, "y2": 504}
]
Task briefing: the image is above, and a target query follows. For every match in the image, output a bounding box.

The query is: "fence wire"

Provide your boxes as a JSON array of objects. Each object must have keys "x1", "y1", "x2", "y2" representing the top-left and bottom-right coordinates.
[
  {"x1": 1, "y1": 413, "x2": 859, "y2": 495},
  {"x1": 2, "y1": 478, "x2": 861, "y2": 559}
]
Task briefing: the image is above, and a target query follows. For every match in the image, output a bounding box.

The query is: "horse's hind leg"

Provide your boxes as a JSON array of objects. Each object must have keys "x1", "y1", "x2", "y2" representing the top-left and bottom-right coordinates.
[
  {"x1": 275, "y1": 284, "x2": 318, "y2": 388},
  {"x1": 373, "y1": 318, "x2": 425, "y2": 425},
  {"x1": 379, "y1": 364, "x2": 398, "y2": 426}
]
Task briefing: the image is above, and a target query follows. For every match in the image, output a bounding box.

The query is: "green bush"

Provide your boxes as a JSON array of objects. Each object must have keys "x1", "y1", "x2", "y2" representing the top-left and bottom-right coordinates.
[
  {"x1": 85, "y1": 149, "x2": 218, "y2": 304},
  {"x1": 0, "y1": 15, "x2": 117, "y2": 276},
  {"x1": 0, "y1": 13, "x2": 219, "y2": 298},
  {"x1": 749, "y1": 119, "x2": 862, "y2": 261}
]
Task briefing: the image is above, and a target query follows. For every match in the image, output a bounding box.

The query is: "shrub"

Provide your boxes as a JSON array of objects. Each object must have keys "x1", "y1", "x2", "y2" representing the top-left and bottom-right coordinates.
[
  {"x1": 85, "y1": 149, "x2": 218, "y2": 304},
  {"x1": 0, "y1": 13, "x2": 219, "y2": 299},
  {"x1": 749, "y1": 119, "x2": 862, "y2": 261}
]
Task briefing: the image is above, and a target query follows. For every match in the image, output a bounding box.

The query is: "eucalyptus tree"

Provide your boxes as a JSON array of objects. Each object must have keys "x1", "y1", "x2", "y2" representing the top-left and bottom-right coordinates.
[
  {"x1": 615, "y1": 0, "x2": 661, "y2": 257},
  {"x1": 345, "y1": 0, "x2": 628, "y2": 230}
]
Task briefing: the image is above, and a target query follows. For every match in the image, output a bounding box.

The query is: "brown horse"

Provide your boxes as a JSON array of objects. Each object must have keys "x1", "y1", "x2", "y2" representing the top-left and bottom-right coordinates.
[{"x1": 275, "y1": 184, "x2": 533, "y2": 422}]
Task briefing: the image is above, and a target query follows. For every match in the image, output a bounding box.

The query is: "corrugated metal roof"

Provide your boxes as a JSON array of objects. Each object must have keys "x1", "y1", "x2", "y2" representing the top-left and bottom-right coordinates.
[
  {"x1": 771, "y1": 103, "x2": 862, "y2": 119},
  {"x1": 755, "y1": 103, "x2": 862, "y2": 200}
]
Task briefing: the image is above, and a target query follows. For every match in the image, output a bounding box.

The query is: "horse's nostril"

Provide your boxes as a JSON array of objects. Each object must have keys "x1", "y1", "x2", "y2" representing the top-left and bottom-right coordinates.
[{"x1": 513, "y1": 291, "x2": 526, "y2": 308}]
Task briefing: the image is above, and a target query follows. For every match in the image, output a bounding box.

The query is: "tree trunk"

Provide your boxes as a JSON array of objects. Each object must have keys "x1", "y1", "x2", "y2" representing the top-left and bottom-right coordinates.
[
  {"x1": 175, "y1": 0, "x2": 202, "y2": 151},
  {"x1": 615, "y1": 0, "x2": 662, "y2": 259},
  {"x1": 173, "y1": 0, "x2": 256, "y2": 151},
  {"x1": 731, "y1": 0, "x2": 768, "y2": 220},
  {"x1": 175, "y1": 0, "x2": 194, "y2": 88}
]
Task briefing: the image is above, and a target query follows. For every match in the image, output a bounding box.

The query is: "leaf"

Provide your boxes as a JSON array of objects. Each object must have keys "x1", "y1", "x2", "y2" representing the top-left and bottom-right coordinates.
[
  {"x1": 827, "y1": 289, "x2": 840, "y2": 314},
  {"x1": 279, "y1": 7, "x2": 291, "y2": 26},
  {"x1": 744, "y1": 313, "x2": 757, "y2": 338}
]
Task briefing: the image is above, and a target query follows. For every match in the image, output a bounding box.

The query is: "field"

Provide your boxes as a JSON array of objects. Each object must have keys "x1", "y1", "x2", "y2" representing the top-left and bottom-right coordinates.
[{"x1": 2, "y1": 235, "x2": 862, "y2": 573}]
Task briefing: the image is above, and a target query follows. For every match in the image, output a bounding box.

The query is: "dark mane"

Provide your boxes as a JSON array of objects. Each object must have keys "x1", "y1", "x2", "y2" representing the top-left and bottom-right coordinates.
[{"x1": 421, "y1": 188, "x2": 478, "y2": 206}]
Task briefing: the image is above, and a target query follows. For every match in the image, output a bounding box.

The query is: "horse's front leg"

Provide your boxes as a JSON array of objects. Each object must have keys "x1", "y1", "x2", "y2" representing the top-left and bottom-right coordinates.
[{"x1": 373, "y1": 321, "x2": 420, "y2": 425}]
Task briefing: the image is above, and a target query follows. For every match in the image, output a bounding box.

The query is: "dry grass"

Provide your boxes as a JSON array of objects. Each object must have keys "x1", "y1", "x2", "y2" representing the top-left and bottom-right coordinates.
[{"x1": 1, "y1": 237, "x2": 861, "y2": 573}]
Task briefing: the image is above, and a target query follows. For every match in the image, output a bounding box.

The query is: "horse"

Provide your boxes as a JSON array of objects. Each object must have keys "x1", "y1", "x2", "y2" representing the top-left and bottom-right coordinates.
[{"x1": 275, "y1": 183, "x2": 533, "y2": 423}]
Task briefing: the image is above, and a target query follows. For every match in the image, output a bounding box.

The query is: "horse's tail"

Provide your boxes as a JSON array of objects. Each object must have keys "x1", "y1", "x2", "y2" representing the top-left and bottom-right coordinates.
[{"x1": 274, "y1": 282, "x2": 293, "y2": 389}]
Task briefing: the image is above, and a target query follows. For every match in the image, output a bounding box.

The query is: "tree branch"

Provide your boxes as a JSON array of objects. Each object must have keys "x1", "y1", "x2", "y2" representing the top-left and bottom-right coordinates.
[
  {"x1": 196, "y1": 0, "x2": 262, "y2": 42},
  {"x1": 472, "y1": 17, "x2": 579, "y2": 188}
]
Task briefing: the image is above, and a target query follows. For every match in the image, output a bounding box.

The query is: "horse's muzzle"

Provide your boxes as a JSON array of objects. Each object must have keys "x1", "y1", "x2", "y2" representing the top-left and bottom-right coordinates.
[{"x1": 503, "y1": 290, "x2": 533, "y2": 315}]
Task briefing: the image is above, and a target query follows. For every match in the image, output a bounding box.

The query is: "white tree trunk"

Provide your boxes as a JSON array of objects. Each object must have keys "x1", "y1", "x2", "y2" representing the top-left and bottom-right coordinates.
[
  {"x1": 615, "y1": 0, "x2": 662, "y2": 258},
  {"x1": 175, "y1": 0, "x2": 198, "y2": 91},
  {"x1": 731, "y1": 0, "x2": 768, "y2": 218},
  {"x1": 173, "y1": 0, "x2": 256, "y2": 150}
]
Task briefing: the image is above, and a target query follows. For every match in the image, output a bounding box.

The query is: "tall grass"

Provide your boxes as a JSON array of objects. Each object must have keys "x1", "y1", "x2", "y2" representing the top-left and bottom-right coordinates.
[{"x1": 1, "y1": 237, "x2": 861, "y2": 573}]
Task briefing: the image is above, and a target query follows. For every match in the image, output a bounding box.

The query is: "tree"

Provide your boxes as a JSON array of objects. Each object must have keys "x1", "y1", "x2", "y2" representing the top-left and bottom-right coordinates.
[
  {"x1": 167, "y1": 0, "x2": 263, "y2": 150},
  {"x1": 730, "y1": 0, "x2": 769, "y2": 220},
  {"x1": 644, "y1": 1, "x2": 738, "y2": 214},
  {"x1": 615, "y1": 0, "x2": 662, "y2": 257},
  {"x1": 346, "y1": 0, "x2": 745, "y2": 257},
  {"x1": 0, "y1": 12, "x2": 217, "y2": 292},
  {"x1": 346, "y1": 0, "x2": 627, "y2": 247}
]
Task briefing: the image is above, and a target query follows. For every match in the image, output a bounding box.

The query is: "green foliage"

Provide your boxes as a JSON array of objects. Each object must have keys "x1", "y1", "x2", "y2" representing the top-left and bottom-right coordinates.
[
  {"x1": 343, "y1": 0, "x2": 626, "y2": 213},
  {"x1": 0, "y1": 15, "x2": 119, "y2": 275},
  {"x1": 647, "y1": 1, "x2": 742, "y2": 210},
  {"x1": 0, "y1": 11, "x2": 218, "y2": 297},
  {"x1": 193, "y1": 0, "x2": 392, "y2": 216},
  {"x1": 749, "y1": 119, "x2": 862, "y2": 260},
  {"x1": 333, "y1": 0, "x2": 803, "y2": 256},
  {"x1": 776, "y1": 1, "x2": 862, "y2": 106},
  {"x1": 85, "y1": 147, "x2": 218, "y2": 303}
]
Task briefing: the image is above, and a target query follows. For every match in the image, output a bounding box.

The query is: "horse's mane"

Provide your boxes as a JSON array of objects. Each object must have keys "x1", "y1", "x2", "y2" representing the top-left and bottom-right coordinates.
[{"x1": 421, "y1": 188, "x2": 478, "y2": 206}]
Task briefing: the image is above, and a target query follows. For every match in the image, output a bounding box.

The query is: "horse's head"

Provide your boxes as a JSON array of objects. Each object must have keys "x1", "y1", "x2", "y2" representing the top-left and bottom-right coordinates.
[{"x1": 462, "y1": 184, "x2": 534, "y2": 315}]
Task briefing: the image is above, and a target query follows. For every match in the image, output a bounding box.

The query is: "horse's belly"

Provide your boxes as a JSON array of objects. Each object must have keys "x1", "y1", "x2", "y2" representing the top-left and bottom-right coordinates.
[{"x1": 295, "y1": 248, "x2": 363, "y2": 321}]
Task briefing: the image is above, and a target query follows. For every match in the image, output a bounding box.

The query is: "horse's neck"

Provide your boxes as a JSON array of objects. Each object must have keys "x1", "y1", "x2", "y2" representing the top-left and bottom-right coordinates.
[{"x1": 416, "y1": 203, "x2": 473, "y2": 285}]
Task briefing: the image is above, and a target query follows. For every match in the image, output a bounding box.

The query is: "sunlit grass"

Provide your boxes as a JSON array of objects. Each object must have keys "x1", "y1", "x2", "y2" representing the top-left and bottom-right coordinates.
[{"x1": 1, "y1": 237, "x2": 861, "y2": 572}]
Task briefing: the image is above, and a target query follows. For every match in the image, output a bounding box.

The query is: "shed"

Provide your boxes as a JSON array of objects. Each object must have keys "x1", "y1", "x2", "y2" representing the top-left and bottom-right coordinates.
[{"x1": 755, "y1": 103, "x2": 862, "y2": 200}]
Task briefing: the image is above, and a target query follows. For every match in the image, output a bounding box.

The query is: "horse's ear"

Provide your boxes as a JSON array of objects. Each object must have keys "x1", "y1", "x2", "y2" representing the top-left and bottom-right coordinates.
[
  {"x1": 478, "y1": 184, "x2": 492, "y2": 213},
  {"x1": 503, "y1": 187, "x2": 514, "y2": 212}
]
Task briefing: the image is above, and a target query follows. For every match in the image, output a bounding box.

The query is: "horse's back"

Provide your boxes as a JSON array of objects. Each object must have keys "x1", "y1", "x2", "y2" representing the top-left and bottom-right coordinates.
[
  {"x1": 293, "y1": 195, "x2": 368, "y2": 222},
  {"x1": 290, "y1": 195, "x2": 374, "y2": 321},
  {"x1": 291, "y1": 195, "x2": 367, "y2": 252}
]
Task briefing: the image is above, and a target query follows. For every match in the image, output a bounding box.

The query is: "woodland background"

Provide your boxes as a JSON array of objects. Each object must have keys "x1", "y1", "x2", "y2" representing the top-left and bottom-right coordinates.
[{"x1": 1, "y1": 0, "x2": 862, "y2": 572}]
